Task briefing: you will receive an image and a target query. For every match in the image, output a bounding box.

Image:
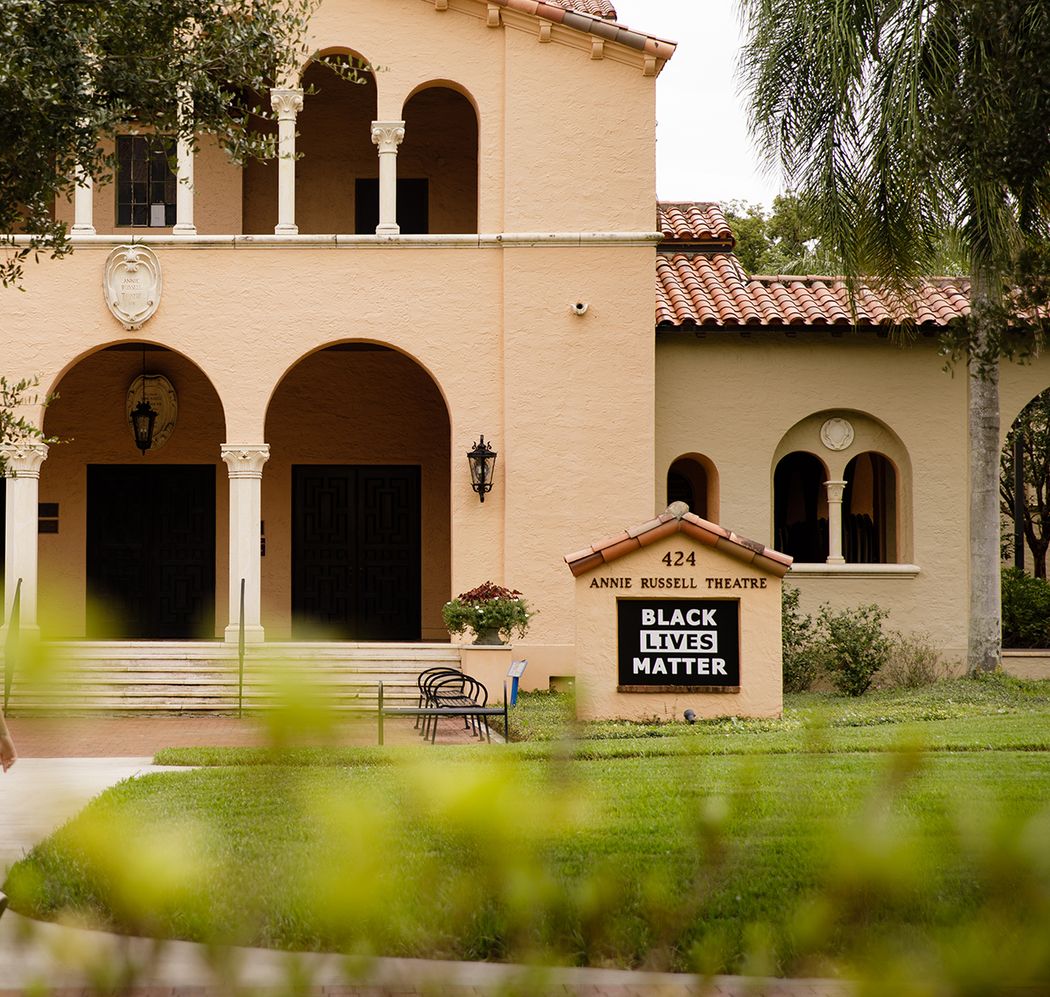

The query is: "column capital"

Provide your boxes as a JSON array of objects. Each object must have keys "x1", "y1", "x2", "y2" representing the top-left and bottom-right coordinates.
[
  {"x1": 824, "y1": 479, "x2": 847, "y2": 503},
  {"x1": 270, "y1": 87, "x2": 304, "y2": 120},
  {"x1": 1, "y1": 442, "x2": 48, "y2": 478},
  {"x1": 221, "y1": 444, "x2": 270, "y2": 479},
  {"x1": 371, "y1": 120, "x2": 406, "y2": 154}
]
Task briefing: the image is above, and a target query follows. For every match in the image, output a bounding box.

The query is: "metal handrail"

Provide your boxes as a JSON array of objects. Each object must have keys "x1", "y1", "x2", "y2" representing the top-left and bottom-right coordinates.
[
  {"x1": 237, "y1": 578, "x2": 246, "y2": 718},
  {"x1": 3, "y1": 578, "x2": 22, "y2": 712}
]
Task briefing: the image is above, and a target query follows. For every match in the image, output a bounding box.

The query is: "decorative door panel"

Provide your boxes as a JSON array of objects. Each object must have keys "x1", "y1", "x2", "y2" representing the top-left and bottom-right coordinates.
[{"x1": 292, "y1": 466, "x2": 421, "y2": 640}]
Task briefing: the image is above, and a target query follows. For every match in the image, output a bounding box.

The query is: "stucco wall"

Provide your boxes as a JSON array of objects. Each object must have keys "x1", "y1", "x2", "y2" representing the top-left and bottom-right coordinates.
[{"x1": 656, "y1": 333, "x2": 1050, "y2": 664}]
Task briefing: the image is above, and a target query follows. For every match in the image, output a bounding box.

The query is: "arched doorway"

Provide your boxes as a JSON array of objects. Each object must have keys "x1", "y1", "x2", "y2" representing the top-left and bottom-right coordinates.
[
  {"x1": 1003, "y1": 387, "x2": 1050, "y2": 578},
  {"x1": 40, "y1": 344, "x2": 227, "y2": 639},
  {"x1": 264, "y1": 344, "x2": 451, "y2": 640}
]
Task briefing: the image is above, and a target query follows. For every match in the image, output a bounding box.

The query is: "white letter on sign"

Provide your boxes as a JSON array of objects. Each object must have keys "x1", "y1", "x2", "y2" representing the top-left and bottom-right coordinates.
[{"x1": 641, "y1": 609, "x2": 656, "y2": 625}]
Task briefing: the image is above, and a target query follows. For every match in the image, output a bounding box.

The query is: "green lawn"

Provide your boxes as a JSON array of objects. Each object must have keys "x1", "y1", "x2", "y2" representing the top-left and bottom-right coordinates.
[{"x1": 7, "y1": 676, "x2": 1050, "y2": 988}]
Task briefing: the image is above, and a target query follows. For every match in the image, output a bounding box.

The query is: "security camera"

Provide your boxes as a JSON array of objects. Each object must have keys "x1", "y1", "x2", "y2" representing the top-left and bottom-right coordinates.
[{"x1": 570, "y1": 301, "x2": 589, "y2": 316}]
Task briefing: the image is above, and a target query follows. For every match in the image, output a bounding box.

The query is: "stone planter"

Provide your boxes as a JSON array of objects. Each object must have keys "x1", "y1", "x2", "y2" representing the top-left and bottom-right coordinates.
[{"x1": 473, "y1": 627, "x2": 506, "y2": 646}]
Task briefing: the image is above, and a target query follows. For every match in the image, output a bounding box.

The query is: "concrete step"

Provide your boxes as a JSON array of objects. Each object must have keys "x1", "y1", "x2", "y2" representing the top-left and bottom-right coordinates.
[{"x1": 4, "y1": 641, "x2": 461, "y2": 715}]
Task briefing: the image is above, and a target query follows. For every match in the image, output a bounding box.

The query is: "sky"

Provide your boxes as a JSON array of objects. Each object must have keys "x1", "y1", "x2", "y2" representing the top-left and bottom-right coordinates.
[{"x1": 609, "y1": 0, "x2": 783, "y2": 208}]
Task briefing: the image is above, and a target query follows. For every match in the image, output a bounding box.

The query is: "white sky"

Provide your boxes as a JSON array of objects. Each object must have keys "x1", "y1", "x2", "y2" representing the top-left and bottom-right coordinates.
[{"x1": 610, "y1": 0, "x2": 783, "y2": 208}]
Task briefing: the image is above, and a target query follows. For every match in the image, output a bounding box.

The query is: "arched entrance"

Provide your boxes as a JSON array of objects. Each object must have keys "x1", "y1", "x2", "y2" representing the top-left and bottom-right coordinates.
[
  {"x1": 40, "y1": 344, "x2": 227, "y2": 639},
  {"x1": 264, "y1": 343, "x2": 451, "y2": 641}
]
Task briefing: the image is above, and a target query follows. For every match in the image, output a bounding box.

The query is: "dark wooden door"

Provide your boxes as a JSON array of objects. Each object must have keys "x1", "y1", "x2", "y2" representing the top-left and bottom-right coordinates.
[
  {"x1": 292, "y1": 465, "x2": 421, "y2": 640},
  {"x1": 86, "y1": 465, "x2": 215, "y2": 639}
]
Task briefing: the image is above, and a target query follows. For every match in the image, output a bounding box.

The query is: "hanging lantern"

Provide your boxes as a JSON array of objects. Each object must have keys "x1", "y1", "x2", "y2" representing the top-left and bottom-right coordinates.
[{"x1": 130, "y1": 349, "x2": 158, "y2": 454}]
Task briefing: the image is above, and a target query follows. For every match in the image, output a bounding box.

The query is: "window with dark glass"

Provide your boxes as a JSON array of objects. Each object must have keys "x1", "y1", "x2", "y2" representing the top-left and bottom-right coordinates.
[{"x1": 116, "y1": 136, "x2": 177, "y2": 227}]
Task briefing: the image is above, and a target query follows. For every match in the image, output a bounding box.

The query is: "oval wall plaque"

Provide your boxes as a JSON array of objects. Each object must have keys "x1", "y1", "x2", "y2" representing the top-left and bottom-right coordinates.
[
  {"x1": 126, "y1": 374, "x2": 177, "y2": 452},
  {"x1": 104, "y1": 245, "x2": 162, "y2": 330},
  {"x1": 820, "y1": 417, "x2": 855, "y2": 451}
]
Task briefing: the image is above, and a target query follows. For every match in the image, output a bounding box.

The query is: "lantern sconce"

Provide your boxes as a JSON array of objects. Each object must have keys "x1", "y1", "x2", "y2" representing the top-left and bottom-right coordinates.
[
  {"x1": 467, "y1": 435, "x2": 497, "y2": 503},
  {"x1": 129, "y1": 348, "x2": 158, "y2": 454}
]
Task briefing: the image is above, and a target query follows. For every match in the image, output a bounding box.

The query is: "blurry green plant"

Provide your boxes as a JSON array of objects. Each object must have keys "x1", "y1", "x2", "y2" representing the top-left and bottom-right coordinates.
[
  {"x1": 1002, "y1": 566, "x2": 1050, "y2": 648},
  {"x1": 441, "y1": 582, "x2": 533, "y2": 643}
]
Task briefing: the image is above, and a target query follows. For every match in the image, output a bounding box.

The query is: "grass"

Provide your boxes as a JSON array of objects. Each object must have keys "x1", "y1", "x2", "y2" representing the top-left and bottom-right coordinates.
[{"x1": 7, "y1": 676, "x2": 1050, "y2": 985}]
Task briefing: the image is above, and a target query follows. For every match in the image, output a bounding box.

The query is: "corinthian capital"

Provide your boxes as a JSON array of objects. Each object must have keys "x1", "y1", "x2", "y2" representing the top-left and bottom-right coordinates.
[
  {"x1": 371, "y1": 121, "x2": 406, "y2": 154},
  {"x1": 270, "y1": 88, "x2": 304, "y2": 120},
  {"x1": 221, "y1": 444, "x2": 271, "y2": 479},
  {"x1": 0, "y1": 442, "x2": 49, "y2": 478}
]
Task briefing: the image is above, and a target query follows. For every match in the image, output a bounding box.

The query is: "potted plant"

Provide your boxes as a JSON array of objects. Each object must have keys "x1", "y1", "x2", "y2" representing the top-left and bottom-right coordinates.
[{"x1": 442, "y1": 581, "x2": 533, "y2": 645}]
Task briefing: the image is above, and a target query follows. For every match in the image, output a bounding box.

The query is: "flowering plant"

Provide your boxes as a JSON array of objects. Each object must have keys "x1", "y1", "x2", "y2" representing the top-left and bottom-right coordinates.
[{"x1": 441, "y1": 582, "x2": 533, "y2": 643}]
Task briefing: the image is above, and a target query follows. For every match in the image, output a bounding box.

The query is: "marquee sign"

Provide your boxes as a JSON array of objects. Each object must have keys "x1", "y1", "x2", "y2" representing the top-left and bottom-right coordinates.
[{"x1": 617, "y1": 598, "x2": 740, "y2": 691}]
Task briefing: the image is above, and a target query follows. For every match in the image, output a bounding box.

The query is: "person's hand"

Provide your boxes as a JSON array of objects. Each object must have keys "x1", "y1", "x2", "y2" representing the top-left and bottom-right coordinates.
[{"x1": 0, "y1": 733, "x2": 16, "y2": 772}]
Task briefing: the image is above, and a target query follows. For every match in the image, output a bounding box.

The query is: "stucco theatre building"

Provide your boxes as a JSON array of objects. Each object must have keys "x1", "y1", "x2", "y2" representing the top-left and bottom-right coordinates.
[{"x1": 2, "y1": 0, "x2": 1049, "y2": 706}]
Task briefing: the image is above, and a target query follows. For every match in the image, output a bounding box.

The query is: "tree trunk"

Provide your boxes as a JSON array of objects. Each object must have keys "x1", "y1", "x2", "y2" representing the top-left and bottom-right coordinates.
[{"x1": 967, "y1": 290, "x2": 1003, "y2": 674}]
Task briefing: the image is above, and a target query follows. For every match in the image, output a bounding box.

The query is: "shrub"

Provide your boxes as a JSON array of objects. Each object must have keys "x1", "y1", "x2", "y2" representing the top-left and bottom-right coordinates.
[
  {"x1": 781, "y1": 584, "x2": 820, "y2": 692},
  {"x1": 1002, "y1": 567, "x2": 1050, "y2": 648},
  {"x1": 441, "y1": 581, "x2": 532, "y2": 642},
  {"x1": 876, "y1": 631, "x2": 946, "y2": 689},
  {"x1": 818, "y1": 603, "x2": 891, "y2": 697}
]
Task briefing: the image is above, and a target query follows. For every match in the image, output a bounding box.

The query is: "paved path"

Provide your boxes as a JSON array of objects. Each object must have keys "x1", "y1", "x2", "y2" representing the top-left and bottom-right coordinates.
[{"x1": 0, "y1": 721, "x2": 853, "y2": 997}]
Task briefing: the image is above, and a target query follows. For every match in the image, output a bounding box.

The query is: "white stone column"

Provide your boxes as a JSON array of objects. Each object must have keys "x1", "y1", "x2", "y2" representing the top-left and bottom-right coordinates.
[
  {"x1": 221, "y1": 445, "x2": 269, "y2": 643},
  {"x1": 2, "y1": 443, "x2": 48, "y2": 633},
  {"x1": 825, "y1": 479, "x2": 847, "y2": 565},
  {"x1": 271, "y1": 88, "x2": 304, "y2": 235},
  {"x1": 172, "y1": 92, "x2": 197, "y2": 235},
  {"x1": 371, "y1": 121, "x2": 405, "y2": 234},
  {"x1": 71, "y1": 169, "x2": 95, "y2": 235}
]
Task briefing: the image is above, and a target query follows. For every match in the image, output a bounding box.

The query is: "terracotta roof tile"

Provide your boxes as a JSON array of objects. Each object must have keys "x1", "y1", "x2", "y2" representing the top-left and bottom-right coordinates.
[
  {"x1": 658, "y1": 202, "x2": 734, "y2": 244},
  {"x1": 545, "y1": 0, "x2": 617, "y2": 18},
  {"x1": 565, "y1": 503, "x2": 792, "y2": 578},
  {"x1": 655, "y1": 251, "x2": 972, "y2": 331},
  {"x1": 480, "y1": 1, "x2": 676, "y2": 59}
]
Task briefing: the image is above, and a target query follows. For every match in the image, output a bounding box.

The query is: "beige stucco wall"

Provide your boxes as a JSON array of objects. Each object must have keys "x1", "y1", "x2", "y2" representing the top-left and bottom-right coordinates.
[
  {"x1": 656, "y1": 333, "x2": 1050, "y2": 664},
  {"x1": 55, "y1": 0, "x2": 655, "y2": 239},
  {"x1": 572, "y1": 532, "x2": 784, "y2": 721}
]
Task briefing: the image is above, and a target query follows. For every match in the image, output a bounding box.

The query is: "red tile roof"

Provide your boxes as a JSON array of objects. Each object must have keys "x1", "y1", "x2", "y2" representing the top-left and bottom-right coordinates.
[
  {"x1": 565, "y1": 503, "x2": 793, "y2": 578},
  {"x1": 547, "y1": 0, "x2": 617, "y2": 18},
  {"x1": 658, "y1": 202, "x2": 734, "y2": 245},
  {"x1": 655, "y1": 249, "x2": 972, "y2": 331},
  {"x1": 478, "y1": 1, "x2": 676, "y2": 60}
]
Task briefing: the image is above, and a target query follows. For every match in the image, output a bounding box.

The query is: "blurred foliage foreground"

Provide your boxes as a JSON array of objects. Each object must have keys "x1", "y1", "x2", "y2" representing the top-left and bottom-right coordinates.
[{"x1": 5, "y1": 683, "x2": 1050, "y2": 994}]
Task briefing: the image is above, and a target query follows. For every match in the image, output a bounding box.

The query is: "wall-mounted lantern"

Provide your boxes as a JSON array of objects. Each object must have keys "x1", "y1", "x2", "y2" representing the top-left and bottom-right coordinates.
[{"x1": 467, "y1": 435, "x2": 497, "y2": 502}]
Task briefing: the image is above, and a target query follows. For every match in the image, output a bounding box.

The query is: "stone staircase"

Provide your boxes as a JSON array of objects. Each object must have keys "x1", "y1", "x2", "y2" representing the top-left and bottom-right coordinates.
[{"x1": 2, "y1": 642, "x2": 462, "y2": 714}]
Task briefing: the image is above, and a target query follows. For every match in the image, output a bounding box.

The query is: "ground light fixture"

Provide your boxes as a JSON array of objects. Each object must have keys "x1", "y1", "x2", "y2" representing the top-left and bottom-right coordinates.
[
  {"x1": 467, "y1": 435, "x2": 497, "y2": 502},
  {"x1": 130, "y1": 348, "x2": 158, "y2": 454},
  {"x1": 684, "y1": 709, "x2": 697, "y2": 724}
]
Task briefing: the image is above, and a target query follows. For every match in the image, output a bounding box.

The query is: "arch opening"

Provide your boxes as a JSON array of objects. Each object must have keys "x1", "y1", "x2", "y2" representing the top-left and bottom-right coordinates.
[
  {"x1": 39, "y1": 344, "x2": 227, "y2": 640},
  {"x1": 399, "y1": 85, "x2": 479, "y2": 234},
  {"x1": 774, "y1": 451, "x2": 829, "y2": 563},
  {"x1": 264, "y1": 343, "x2": 451, "y2": 640},
  {"x1": 843, "y1": 452, "x2": 897, "y2": 563},
  {"x1": 1002, "y1": 386, "x2": 1050, "y2": 578},
  {"x1": 666, "y1": 453, "x2": 719, "y2": 521},
  {"x1": 242, "y1": 56, "x2": 379, "y2": 235}
]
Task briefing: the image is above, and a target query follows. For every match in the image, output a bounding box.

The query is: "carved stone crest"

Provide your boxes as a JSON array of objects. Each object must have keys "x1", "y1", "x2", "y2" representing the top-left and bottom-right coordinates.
[
  {"x1": 104, "y1": 245, "x2": 162, "y2": 329},
  {"x1": 820, "y1": 417, "x2": 855, "y2": 452},
  {"x1": 126, "y1": 374, "x2": 177, "y2": 451}
]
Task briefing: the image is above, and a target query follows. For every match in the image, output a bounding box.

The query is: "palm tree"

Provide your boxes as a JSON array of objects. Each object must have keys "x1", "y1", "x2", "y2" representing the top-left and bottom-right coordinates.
[{"x1": 738, "y1": 0, "x2": 1050, "y2": 673}]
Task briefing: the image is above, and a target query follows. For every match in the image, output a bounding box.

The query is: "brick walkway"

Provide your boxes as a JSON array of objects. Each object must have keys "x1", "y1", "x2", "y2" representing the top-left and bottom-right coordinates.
[{"x1": 4, "y1": 713, "x2": 492, "y2": 757}]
